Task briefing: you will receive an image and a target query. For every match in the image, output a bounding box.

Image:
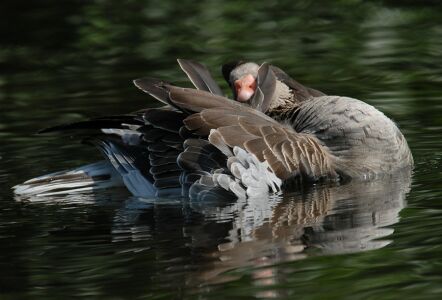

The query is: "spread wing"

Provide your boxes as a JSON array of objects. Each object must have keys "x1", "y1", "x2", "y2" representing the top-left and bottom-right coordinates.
[
  {"x1": 36, "y1": 74, "x2": 231, "y2": 198},
  {"x1": 167, "y1": 87, "x2": 337, "y2": 181}
]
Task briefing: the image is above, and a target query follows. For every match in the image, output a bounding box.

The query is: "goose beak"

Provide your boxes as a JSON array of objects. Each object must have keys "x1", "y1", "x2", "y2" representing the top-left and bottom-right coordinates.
[{"x1": 234, "y1": 74, "x2": 257, "y2": 102}]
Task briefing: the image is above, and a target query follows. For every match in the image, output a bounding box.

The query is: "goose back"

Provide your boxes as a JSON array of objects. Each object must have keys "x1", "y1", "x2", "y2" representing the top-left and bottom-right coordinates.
[{"x1": 289, "y1": 96, "x2": 413, "y2": 179}]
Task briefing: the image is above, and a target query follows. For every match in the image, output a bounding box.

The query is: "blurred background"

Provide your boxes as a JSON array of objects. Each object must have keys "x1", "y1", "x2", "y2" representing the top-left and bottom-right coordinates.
[{"x1": 1, "y1": 0, "x2": 441, "y2": 299}]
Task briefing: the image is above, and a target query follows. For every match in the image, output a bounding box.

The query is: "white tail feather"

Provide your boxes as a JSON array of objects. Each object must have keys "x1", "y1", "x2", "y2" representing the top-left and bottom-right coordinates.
[
  {"x1": 203, "y1": 144, "x2": 282, "y2": 198},
  {"x1": 13, "y1": 161, "x2": 124, "y2": 197},
  {"x1": 230, "y1": 147, "x2": 282, "y2": 197}
]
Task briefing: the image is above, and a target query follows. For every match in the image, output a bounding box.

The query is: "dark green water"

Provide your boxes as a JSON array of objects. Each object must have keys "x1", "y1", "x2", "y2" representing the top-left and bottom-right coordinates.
[{"x1": 1, "y1": 1, "x2": 442, "y2": 299}]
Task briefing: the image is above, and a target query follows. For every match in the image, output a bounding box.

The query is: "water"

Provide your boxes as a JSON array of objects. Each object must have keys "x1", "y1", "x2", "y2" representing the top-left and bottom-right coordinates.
[{"x1": 1, "y1": 1, "x2": 442, "y2": 299}]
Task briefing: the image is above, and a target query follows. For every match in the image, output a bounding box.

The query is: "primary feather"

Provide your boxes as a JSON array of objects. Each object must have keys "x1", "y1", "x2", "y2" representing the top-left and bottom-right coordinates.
[{"x1": 13, "y1": 59, "x2": 413, "y2": 200}]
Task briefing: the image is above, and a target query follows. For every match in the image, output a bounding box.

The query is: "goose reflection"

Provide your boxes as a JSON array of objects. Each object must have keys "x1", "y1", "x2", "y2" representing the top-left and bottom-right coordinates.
[
  {"x1": 108, "y1": 169, "x2": 411, "y2": 286},
  {"x1": 15, "y1": 169, "x2": 411, "y2": 290}
]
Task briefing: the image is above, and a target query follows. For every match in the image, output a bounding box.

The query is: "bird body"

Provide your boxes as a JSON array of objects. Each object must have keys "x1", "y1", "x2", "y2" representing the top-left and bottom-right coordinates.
[{"x1": 13, "y1": 59, "x2": 413, "y2": 199}]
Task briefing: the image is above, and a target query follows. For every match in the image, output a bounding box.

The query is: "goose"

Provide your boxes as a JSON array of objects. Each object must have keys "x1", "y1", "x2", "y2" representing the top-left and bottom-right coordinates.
[{"x1": 13, "y1": 59, "x2": 413, "y2": 199}]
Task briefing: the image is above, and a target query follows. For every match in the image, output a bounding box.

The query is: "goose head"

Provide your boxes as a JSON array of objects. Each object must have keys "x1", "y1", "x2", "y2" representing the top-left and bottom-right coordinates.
[
  {"x1": 223, "y1": 61, "x2": 280, "y2": 113},
  {"x1": 223, "y1": 61, "x2": 326, "y2": 113},
  {"x1": 222, "y1": 61, "x2": 260, "y2": 103}
]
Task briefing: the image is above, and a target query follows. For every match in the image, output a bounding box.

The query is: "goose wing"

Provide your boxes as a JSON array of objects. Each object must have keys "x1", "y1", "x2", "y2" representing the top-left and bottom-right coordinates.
[
  {"x1": 167, "y1": 87, "x2": 338, "y2": 182},
  {"x1": 177, "y1": 59, "x2": 224, "y2": 96}
]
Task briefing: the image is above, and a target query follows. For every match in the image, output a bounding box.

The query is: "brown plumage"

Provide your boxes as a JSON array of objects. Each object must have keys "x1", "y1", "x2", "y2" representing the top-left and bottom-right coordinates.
[
  {"x1": 217, "y1": 61, "x2": 413, "y2": 182},
  {"x1": 165, "y1": 87, "x2": 338, "y2": 182},
  {"x1": 13, "y1": 59, "x2": 413, "y2": 199}
]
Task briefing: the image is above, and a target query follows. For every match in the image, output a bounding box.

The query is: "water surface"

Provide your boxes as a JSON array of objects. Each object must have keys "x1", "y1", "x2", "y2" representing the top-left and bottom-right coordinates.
[{"x1": 1, "y1": 1, "x2": 441, "y2": 299}]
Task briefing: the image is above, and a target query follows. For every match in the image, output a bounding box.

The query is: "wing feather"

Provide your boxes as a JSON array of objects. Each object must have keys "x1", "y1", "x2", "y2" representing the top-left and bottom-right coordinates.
[
  {"x1": 177, "y1": 59, "x2": 224, "y2": 96},
  {"x1": 250, "y1": 63, "x2": 277, "y2": 112},
  {"x1": 166, "y1": 87, "x2": 337, "y2": 182}
]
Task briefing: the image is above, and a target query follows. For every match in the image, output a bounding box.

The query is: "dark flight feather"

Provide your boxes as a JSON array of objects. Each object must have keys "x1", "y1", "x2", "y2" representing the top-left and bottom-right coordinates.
[{"x1": 177, "y1": 59, "x2": 224, "y2": 96}]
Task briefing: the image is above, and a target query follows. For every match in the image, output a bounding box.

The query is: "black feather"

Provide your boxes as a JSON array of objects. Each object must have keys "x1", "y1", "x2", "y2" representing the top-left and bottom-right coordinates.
[
  {"x1": 38, "y1": 115, "x2": 143, "y2": 135},
  {"x1": 150, "y1": 164, "x2": 181, "y2": 175},
  {"x1": 143, "y1": 109, "x2": 185, "y2": 133},
  {"x1": 153, "y1": 177, "x2": 181, "y2": 189},
  {"x1": 177, "y1": 151, "x2": 222, "y2": 172}
]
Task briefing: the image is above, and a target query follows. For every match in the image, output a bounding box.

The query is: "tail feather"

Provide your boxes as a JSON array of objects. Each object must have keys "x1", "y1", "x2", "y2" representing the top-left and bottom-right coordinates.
[
  {"x1": 179, "y1": 137, "x2": 282, "y2": 199},
  {"x1": 13, "y1": 161, "x2": 124, "y2": 197},
  {"x1": 200, "y1": 145, "x2": 282, "y2": 198},
  {"x1": 95, "y1": 140, "x2": 157, "y2": 197},
  {"x1": 177, "y1": 138, "x2": 231, "y2": 198}
]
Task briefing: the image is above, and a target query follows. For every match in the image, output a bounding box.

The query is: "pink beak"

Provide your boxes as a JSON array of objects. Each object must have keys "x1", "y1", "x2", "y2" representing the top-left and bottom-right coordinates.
[{"x1": 234, "y1": 74, "x2": 257, "y2": 102}]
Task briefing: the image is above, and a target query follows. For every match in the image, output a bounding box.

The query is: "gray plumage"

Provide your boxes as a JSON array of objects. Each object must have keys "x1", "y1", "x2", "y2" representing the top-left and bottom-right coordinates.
[
  {"x1": 289, "y1": 96, "x2": 413, "y2": 179},
  {"x1": 13, "y1": 59, "x2": 413, "y2": 199},
  {"x1": 220, "y1": 61, "x2": 413, "y2": 183}
]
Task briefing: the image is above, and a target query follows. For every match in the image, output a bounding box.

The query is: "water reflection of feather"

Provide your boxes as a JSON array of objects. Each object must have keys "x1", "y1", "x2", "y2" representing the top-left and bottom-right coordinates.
[
  {"x1": 16, "y1": 169, "x2": 411, "y2": 287},
  {"x1": 108, "y1": 169, "x2": 411, "y2": 284}
]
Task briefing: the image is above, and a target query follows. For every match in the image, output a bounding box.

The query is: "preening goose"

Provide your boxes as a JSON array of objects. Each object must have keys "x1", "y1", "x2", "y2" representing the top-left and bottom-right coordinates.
[
  {"x1": 220, "y1": 61, "x2": 413, "y2": 179},
  {"x1": 13, "y1": 60, "x2": 413, "y2": 199}
]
